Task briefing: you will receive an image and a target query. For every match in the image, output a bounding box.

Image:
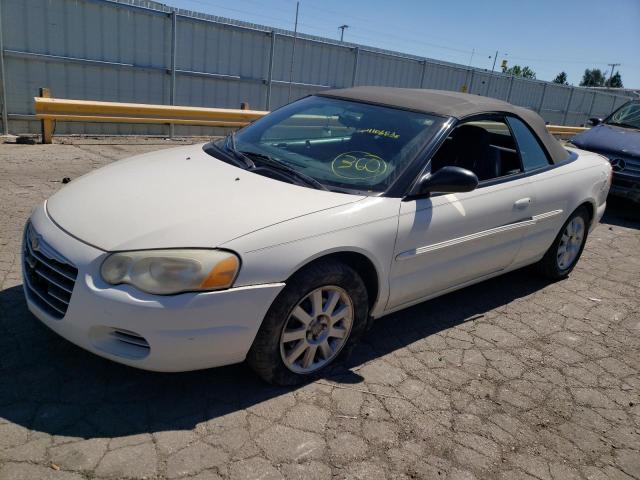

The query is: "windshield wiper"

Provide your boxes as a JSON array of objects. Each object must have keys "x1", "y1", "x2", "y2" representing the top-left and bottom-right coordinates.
[
  {"x1": 239, "y1": 150, "x2": 329, "y2": 191},
  {"x1": 221, "y1": 132, "x2": 256, "y2": 169},
  {"x1": 606, "y1": 122, "x2": 640, "y2": 130}
]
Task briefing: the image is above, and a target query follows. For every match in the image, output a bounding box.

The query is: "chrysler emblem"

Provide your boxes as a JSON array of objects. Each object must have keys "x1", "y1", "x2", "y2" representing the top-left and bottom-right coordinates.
[{"x1": 610, "y1": 158, "x2": 626, "y2": 172}]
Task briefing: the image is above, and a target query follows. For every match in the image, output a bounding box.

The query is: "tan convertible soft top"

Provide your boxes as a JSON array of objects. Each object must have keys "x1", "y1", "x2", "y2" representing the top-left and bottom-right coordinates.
[{"x1": 318, "y1": 86, "x2": 570, "y2": 164}]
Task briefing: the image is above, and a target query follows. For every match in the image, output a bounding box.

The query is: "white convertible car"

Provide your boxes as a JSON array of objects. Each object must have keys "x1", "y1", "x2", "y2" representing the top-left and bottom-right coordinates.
[{"x1": 23, "y1": 87, "x2": 611, "y2": 384}]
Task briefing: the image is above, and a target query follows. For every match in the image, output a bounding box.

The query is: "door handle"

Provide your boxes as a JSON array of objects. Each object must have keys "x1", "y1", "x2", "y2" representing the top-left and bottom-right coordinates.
[{"x1": 514, "y1": 197, "x2": 531, "y2": 209}]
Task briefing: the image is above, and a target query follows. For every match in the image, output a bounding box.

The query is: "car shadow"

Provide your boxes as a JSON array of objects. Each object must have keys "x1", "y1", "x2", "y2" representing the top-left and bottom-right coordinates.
[
  {"x1": 601, "y1": 195, "x2": 640, "y2": 229},
  {"x1": 0, "y1": 265, "x2": 551, "y2": 440}
]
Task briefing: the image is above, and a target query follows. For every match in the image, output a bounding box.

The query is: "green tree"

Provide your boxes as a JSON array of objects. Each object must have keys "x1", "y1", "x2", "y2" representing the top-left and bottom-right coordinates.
[
  {"x1": 503, "y1": 64, "x2": 536, "y2": 79},
  {"x1": 552, "y1": 71, "x2": 568, "y2": 85},
  {"x1": 502, "y1": 64, "x2": 520, "y2": 75},
  {"x1": 521, "y1": 66, "x2": 536, "y2": 79},
  {"x1": 580, "y1": 68, "x2": 606, "y2": 87},
  {"x1": 606, "y1": 71, "x2": 623, "y2": 88}
]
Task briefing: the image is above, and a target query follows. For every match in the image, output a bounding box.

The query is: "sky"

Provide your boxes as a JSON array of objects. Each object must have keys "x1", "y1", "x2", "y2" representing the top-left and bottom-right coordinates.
[{"x1": 161, "y1": 0, "x2": 640, "y2": 88}]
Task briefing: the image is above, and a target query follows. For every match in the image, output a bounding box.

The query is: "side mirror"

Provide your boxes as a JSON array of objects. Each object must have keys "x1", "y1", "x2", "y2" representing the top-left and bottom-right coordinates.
[
  {"x1": 588, "y1": 117, "x2": 602, "y2": 126},
  {"x1": 409, "y1": 166, "x2": 479, "y2": 198}
]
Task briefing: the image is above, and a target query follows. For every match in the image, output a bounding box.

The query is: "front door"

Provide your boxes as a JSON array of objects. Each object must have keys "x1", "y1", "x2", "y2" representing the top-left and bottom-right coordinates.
[{"x1": 386, "y1": 116, "x2": 535, "y2": 311}]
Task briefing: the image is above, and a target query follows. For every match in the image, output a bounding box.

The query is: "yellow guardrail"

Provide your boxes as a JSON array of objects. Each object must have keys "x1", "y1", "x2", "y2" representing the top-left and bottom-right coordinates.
[
  {"x1": 33, "y1": 89, "x2": 589, "y2": 143},
  {"x1": 545, "y1": 125, "x2": 589, "y2": 135},
  {"x1": 34, "y1": 88, "x2": 268, "y2": 143}
]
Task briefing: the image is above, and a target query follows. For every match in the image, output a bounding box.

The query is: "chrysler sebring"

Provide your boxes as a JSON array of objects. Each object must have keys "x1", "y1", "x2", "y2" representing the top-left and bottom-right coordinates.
[{"x1": 23, "y1": 87, "x2": 612, "y2": 384}]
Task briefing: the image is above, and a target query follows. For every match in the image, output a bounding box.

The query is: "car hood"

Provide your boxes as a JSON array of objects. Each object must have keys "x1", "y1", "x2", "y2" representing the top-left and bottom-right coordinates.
[
  {"x1": 46, "y1": 144, "x2": 363, "y2": 251},
  {"x1": 571, "y1": 124, "x2": 640, "y2": 157}
]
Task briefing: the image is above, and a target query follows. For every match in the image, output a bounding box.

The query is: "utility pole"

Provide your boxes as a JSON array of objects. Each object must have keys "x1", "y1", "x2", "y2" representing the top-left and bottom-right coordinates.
[
  {"x1": 607, "y1": 63, "x2": 620, "y2": 86},
  {"x1": 339, "y1": 24, "x2": 349, "y2": 42},
  {"x1": 467, "y1": 48, "x2": 475, "y2": 67},
  {"x1": 287, "y1": 1, "x2": 299, "y2": 103},
  {"x1": 491, "y1": 50, "x2": 498, "y2": 72}
]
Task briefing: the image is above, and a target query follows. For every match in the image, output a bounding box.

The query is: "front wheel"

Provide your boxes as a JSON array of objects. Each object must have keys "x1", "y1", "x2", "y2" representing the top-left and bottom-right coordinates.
[
  {"x1": 247, "y1": 260, "x2": 369, "y2": 385},
  {"x1": 535, "y1": 206, "x2": 590, "y2": 279}
]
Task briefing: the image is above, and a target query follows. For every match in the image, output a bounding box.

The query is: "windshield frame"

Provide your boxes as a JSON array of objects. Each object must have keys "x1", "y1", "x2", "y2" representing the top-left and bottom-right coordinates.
[
  {"x1": 203, "y1": 95, "x2": 450, "y2": 197},
  {"x1": 603, "y1": 100, "x2": 640, "y2": 130}
]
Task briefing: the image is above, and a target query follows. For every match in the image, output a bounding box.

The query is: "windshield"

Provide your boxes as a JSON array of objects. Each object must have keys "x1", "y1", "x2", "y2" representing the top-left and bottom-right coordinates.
[
  {"x1": 208, "y1": 96, "x2": 446, "y2": 193},
  {"x1": 605, "y1": 101, "x2": 640, "y2": 129}
]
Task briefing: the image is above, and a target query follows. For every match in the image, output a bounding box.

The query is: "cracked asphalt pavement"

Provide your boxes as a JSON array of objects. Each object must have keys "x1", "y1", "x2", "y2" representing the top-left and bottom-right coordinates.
[{"x1": 1, "y1": 139, "x2": 639, "y2": 480}]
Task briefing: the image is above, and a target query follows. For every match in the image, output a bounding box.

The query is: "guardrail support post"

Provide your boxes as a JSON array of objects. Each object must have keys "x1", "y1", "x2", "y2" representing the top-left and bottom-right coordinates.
[
  {"x1": 352, "y1": 47, "x2": 360, "y2": 87},
  {"x1": 39, "y1": 88, "x2": 53, "y2": 144},
  {"x1": 266, "y1": 31, "x2": 276, "y2": 110},
  {"x1": 561, "y1": 87, "x2": 575, "y2": 126},
  {"x1": 169, "y1": 11, "x2": 177, "y2": 138},
  {"x1": 0, "y1": 0, "x2": 8, "y2": 135}
]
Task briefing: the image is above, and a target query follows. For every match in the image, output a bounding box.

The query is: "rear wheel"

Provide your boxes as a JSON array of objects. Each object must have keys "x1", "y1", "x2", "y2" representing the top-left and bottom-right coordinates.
[
  {"x1": 247, "y1": 260, "x2": 369, "y2": 385},
  {"x1": 535, "y1": 206, "x2": 590, "y2": 279}
]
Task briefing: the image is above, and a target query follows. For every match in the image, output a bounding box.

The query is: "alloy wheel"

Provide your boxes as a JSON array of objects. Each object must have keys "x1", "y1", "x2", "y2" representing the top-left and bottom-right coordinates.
[
  {"x1": 557, "y1": 216, "x2": 585, "y2": 270},
  {"x1": 279, "y1": 286, "x2": 354, "y2": 374}
]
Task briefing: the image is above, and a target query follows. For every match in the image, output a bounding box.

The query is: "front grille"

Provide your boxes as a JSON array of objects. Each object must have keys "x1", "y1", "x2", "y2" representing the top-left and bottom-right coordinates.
[
  {"x1": 23, "y1": 223, "x2": 78, "y2": 319},
  {"x1": 619, "y1": 158, "x2": 640, "y2": 178},
  {"x1": 605, "y1": 154, "x2": 640, "y2": 179},
  {"x1": 612, "y1": 177, "x2": 640, "y2": 189}
]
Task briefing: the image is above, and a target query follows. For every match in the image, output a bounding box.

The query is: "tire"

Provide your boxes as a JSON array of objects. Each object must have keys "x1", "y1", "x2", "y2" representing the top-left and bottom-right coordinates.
[
  {"x1": 247, "y1": 259, "x2": 369, "y2": 385},
  {"x1": 535, "y1": 206, "x2": 590, "y2": 279}
]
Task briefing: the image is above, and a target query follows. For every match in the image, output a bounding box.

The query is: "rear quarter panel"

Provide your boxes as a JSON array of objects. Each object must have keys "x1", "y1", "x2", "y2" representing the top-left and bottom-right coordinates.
[{"x1": 520, "y1": 148, "x2": 611, "y2": 262}]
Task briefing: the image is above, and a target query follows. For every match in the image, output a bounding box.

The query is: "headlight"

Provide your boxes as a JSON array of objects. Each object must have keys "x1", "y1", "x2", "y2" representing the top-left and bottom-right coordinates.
[{"x1": 100, "y1": 249, "x2": 240, "y2": 295}]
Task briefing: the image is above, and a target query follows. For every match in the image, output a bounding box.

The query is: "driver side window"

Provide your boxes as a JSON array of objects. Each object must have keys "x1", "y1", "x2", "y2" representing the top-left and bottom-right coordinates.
[{"x1": 430, "y1": 117, "x2": 523, "y2": 182}]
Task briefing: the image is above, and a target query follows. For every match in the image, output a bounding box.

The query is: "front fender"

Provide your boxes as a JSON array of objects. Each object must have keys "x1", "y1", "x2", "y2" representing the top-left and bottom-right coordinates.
[{"x1": 223, "y1": 196, "x2": 402, "y2": 318}]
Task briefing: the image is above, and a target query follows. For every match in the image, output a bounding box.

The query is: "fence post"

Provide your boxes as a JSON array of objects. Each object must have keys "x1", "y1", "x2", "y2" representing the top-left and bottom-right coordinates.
[
  {"x1": 39, "y1": 88, "x2": 53, "y2": 144},
  {"x1": 537, "y1": 83, "x2": 547, "y2": 114},
  {"x1": 419, "y1": 60, "x2": 426, "y2": 88},
  {"x1": 265, "y1": 31, "x2": 276, "y2": 110},
  {"x1": 169, "y1": 11, "x2": 177, "y2": 137},
  {"x1": 561, "y1": 87, "x2": 575, "y2": 126},
  {"x1": 586, "y1": 92, "x2": 597, "y2": 122},
  {"x1": 486, "y1": 74, "x2": 494, "y2": 98},
  {"x1": 351, "y1": 47, "x2": 360, "y2": 87},
  {"x1": 506, "y1": 75, "x2": 515, "y2": 102},
  {"x1": 0, "y1": 0, "x2": 8, "y2": 135}
]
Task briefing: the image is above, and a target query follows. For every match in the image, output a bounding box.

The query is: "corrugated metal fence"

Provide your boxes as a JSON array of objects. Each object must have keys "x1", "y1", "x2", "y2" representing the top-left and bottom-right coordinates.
[{"x1": 0, "y1": 0, "x2": 635, "y2": 136}]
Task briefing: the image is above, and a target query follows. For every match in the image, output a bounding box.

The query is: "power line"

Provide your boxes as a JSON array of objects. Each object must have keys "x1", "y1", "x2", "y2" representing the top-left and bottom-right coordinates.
[
  {"x1": 180, "y1": 0, "x2": 485, "y2": 58},
  {"x1": 299, "y1": 1, "x2": 490, "y2": 54},
  {"x1": 167, "y1": 1, "x2": 639, "y2": 73},
  {"x1": 174, "y1": 0, "x2": 493, "y2": 60}
]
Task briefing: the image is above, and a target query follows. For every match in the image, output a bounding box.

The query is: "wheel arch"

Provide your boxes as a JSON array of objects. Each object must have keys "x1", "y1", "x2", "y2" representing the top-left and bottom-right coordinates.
[
  {"x1": 285, "y1": 249, "x2": 382, "y2": 311},
  {"x1": 575, "y1": 199, "x2": 595, "y2": 226}
]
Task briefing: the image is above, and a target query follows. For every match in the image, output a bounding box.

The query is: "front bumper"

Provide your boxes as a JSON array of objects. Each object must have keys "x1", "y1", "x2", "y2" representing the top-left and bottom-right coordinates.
[{"x1": 23, "y1": 203, "x2": 285, "y2": 372}]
